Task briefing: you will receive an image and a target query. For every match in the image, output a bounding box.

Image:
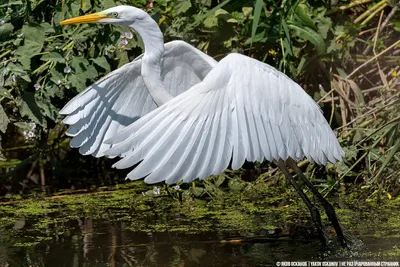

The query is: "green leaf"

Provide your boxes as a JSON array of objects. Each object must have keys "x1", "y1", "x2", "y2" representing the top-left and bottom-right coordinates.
[
  {"x1": 343, "y1": 146, "x2": 358, "y2": 161},
  {"x1": 14, "y1": 122, "x2": 33, "y2": 130},
  {"x1": 231, "y1": 11, "x2": 245, "y2": 23},
  {"x1": 18, "y1": 56, "x2": 31, "y2": 71},
  {"x1": 224, "y1": 36, "x2": 239, "y2": 48},
  {"x1": 15, "y1": 25, "x2": 46, "y2": 58},
  {"x1": 0, "y1": 86, "x2": 12, "y2": 99},
  {"x1": 215, "y1": 175, "x2": 226, "y2": 187},
  {"x1": 214, "y1": 9, "x2": 230, "y2": 20},
  {"x1": 251, "y1": 0, "x2": 263, "y2": 45},
  {"x1": 81, "y1": 65, "x2": 98, "y2": 80},
  {"x1": 335, "y1": 162, "x2": 352, "y2": 177},
  {"x1": 296, "y1": 56, "x2": 306, "y2": 75},
  {"x1": 116, "y1": 51, "x2": 129, "y2": 68},
  {"x1": 7, "y1": 63, "x2": 23, "y2": 73},
  {"x1": 191, "y1": 186, "x2": 205, "y2": 197},
  {"x1": 68, "y1": 63, "x2": 98, "y2": 90},
  {"x1": 281, "y1": 20, "x2": 294, "y2": 56},
  {"x1": 175, "y1": 0, "x2": 191, "y2": 14},
  {"x1": 70, "y1": 56, "x2": 89, "y2": 73},
  {"x1": 101, "y1": 0, "x2": 117, "y2": 9},
  {"x1": 190, "y1": 0, "x2": 231, "y2": 27},
  {"x1": 0, "y1": 104, "x2": 9, "y2": 133},
  {"x1": 316, "y1": 16, "x2": 332, "y2": 39},
  {"x1": 327, "y1": 40, "x2": 342, "y2": 53},
  {"x1": 50, "y1": 68, "x2": 64, "y2": 82},
  {"x1": 15, "y1": 39, "x2": 43, "y2": 58},
  {"x1": 7, "y1": 63, "x2": 31, "y2": 82},
  {"x1": 41, "y1": 52, "x2": 65, "y2": 63},
  {"x1": 287, "y1": 24, "x2": 326, "y2": 55},
  {"x1": 242, "y1": 7, "x2": 253, "y2": 18},
  {"x1": 294, "y1": 4, "x2": 317, "y2": 31},
  {"x1": 45, "y1": 84, "x2": 64, "y2": 98},
  {"x1": 19, "y1": 93, "x2": 45, "y2": 126},
  {"x1": 0, "y1": 23, "x2": 14, "y2": 41},
  {"x1": 228, "y1": 178, "x2": 245, "y2": 192},
  {"x1": 91, "y1": 56, "x2": 110, "y2": 72},
  {"x1": 244, "y1": 32, "x2": 266, "y2": 45},
  {"x1": 203, "y1": 16, "x2": 218, "y2": 28},
  {"x1": 40, "y1": 22, "x2": 55, "y2": 33},
  {"x1": 374, "y1": 139, "x2": 400, "y2": 180},
  {"x1": 37, "y1": 99, "x2": 58, "y2": 121},
  {"x1": 69, "y1": 75, "x2": 87, "y2": 91}
]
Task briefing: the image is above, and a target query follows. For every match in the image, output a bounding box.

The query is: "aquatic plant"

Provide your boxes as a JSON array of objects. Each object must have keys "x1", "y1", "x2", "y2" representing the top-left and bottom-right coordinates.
[{"x1": 0, "y1": 0, "x2": 398, "y2": 204}]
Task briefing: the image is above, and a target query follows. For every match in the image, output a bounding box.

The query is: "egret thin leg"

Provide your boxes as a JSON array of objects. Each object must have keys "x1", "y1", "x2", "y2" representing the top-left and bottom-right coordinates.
[
  {"x1": 275, "y1": 160, "x2": 326, "y2": 244},
  {"x1": 286, "y1": 158, "x2": 348, "y2": 249}
]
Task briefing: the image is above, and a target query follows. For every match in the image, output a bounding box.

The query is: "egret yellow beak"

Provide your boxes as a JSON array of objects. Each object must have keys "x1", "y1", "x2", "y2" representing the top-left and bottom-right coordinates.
[{"x1": 60, "y1": 12, "x2": 108, "y2": 25}]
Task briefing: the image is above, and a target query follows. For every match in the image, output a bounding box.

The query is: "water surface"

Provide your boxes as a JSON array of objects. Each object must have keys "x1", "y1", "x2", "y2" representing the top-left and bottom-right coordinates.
[{"x1": 0, "y1": 181, "x2": 399, "y2": 266}]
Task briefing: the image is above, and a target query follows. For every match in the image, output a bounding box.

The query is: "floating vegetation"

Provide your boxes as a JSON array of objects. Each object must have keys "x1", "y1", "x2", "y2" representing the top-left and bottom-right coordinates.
[{"x1": 0, "y1": 181, "x2": 398, "y2": 254}]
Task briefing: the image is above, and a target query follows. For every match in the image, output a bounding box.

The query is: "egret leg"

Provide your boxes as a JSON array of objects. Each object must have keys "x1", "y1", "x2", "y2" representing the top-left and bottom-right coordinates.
[
  {"x1": 275, "y1": 159, "x2": 327, "y2": 244},
  {"x1": 286, "y1": 158, "x2": 348, "y2": 249}
]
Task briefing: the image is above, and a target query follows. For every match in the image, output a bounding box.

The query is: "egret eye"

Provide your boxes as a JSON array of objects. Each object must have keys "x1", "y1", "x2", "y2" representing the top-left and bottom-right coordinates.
[{"x1": 110, "y1": 12, "x2": 118, "y2": 18}]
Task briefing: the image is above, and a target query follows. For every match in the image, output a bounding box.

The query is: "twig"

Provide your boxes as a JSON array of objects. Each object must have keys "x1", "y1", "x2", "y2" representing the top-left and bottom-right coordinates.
[
  {"x1": 336, "y1": 95, "x2": 398, "y2": 130},
  {"x1": 359, "y1": 27, "x2": 378, "y2": 36},
  {"x1": 334, "y1": 74, "x2": 366, "y2": 106},
  {"x1": 317, "y1": 88, "x2": 335, "y2": 103},
  {"x1": 329, "y1": 90, "x2": 335, "y2": 125},
  {"x1": 339, "y1": 0, "x2": 375, "y2": 10},
  {"x1": 373, "y1": 11, "x2": 384, "y2": 55},
  {"x1": 339, "y1": 94, "x2": 348, "y2": 133},
  {"x1": 0, "y1": 50, "x2": 12, "y2": 60},
  {"x1": 319, "y1": 83, "x2": 398, "y2": 102},
  {"x1": 332, "y1": 75, "x2": 357, "y2": 106},
  {"x1": 363, "y1": 1, "x2": 400, "y2": 55},
  {"x1": 347, "y1": 39, "x2": 400, "y2": 78},
  {"x1": 360, "y1": 1, "x2": 387, "y2": 25},
  {"x1": 373, "y1": 11, "x2": 389, "y2": 87},
  {"x1": 354, "y1": 0, "x2": 386, "y2": 24},
  {"x1": 26, "y1": 160, "x2": 38, "y2": 181}
]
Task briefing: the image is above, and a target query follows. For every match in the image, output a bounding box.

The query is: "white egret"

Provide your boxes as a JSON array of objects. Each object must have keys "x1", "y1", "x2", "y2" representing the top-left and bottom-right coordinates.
[{"x1": 60, "y1": 6, "x2": 347, "y2": 247}]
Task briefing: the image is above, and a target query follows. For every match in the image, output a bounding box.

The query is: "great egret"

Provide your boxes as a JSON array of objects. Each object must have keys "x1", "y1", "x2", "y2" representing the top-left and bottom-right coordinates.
[{"x1": 60, "y1": 6, "x2": 347, "y2": 247}]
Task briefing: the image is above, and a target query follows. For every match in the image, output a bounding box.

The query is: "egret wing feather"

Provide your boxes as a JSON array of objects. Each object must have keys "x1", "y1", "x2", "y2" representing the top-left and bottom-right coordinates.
[
  {"x1": 61, "y1": 41, "x2": 217, "y2": 157},
  {"x1": 105, "y1": 53, "x2": 344, "y2": 183}
]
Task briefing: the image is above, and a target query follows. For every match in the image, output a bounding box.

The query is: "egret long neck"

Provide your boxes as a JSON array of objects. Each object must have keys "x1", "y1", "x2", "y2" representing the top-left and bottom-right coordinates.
[{"x1": 130, "y1": 17, "x2": 172, "y2": 106}]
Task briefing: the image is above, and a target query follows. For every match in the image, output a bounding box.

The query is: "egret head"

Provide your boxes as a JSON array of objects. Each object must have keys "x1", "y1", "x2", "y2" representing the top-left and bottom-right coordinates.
[{"x1": 60, "y1": 5, "x2": 148, "y2": 27}]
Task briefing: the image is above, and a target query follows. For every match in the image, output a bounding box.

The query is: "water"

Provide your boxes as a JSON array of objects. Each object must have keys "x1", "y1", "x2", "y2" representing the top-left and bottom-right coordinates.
[
  {"x1": 0, "y1": 183, "x2": 399, "y2": 266},
  {"x1": 4, "y1": 219, "x2": 324, "y2": 266},
  {"x1": 1, "y1": 218, "x2": 399, "y2": 266}
]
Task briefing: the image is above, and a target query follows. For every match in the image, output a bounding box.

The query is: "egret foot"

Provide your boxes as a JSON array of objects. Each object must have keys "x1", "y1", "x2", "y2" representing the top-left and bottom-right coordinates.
[
  {"x1": 286, "y1": 158, "x2": 348, "y2": 249},
  {"x1": 275, "y1": 159, "x2": 327, "y2": 244}
]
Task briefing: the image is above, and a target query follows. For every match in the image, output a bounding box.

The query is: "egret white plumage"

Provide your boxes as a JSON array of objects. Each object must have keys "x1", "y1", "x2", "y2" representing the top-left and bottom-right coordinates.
[{"x1": 60, "y1": 5, "x2": 347, "y2": 247}]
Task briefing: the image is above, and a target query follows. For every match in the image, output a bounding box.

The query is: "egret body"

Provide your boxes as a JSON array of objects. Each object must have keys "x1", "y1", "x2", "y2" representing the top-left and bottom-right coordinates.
[{"x1": 60, "y1": 5, "x2": 347, "y2": 247}]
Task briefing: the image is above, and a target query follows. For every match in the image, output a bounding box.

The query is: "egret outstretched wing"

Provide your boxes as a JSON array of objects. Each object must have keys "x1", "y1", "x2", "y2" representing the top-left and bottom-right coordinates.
[
  {"x1": 60, "y1": 40, "x2": 217, "y2": 157},
  {"x1": 105, "y1": 53, "x2": 344, "y2": 183}
]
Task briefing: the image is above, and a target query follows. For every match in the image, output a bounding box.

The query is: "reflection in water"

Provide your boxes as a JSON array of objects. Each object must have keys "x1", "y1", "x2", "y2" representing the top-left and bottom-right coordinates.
[
  {"x1": 0, "y1": 183, "x2": 399, "y2": 267},
  {"x1": 82, "y1": 217, "x2": 93, "y2": 260},
  {"x1": 0, "y1": 218, "x2": 325, "y2": 267},
  {"x1": 1, "y1": 217, "x2": 399, "y2": 267}
]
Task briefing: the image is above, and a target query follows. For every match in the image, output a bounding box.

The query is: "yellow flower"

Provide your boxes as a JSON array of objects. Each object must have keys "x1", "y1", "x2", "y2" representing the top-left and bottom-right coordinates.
[
  {"x1": 268, "y1": 49, "x2": 276, "y2": 55},
  {"x1": 392, "y1": 70, "x2": 397, "y2": 77}
]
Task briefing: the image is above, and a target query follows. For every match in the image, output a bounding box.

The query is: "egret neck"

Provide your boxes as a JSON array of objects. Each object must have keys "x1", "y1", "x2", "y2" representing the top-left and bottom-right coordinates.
[{"x1": 130, "y1": 17, "x2": 173, "y2": 106}]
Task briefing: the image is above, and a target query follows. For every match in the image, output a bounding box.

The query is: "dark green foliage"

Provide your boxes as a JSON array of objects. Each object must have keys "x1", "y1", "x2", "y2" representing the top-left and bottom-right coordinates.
[{"x1": 0, "y1": 0, "x2": 399, "y2": 201}]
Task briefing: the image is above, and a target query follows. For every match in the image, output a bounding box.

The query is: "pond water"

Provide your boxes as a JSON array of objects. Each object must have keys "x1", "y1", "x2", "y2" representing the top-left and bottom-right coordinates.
[{"x1": 0, "y1": 181, "x2": 399, "y2": 266}]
